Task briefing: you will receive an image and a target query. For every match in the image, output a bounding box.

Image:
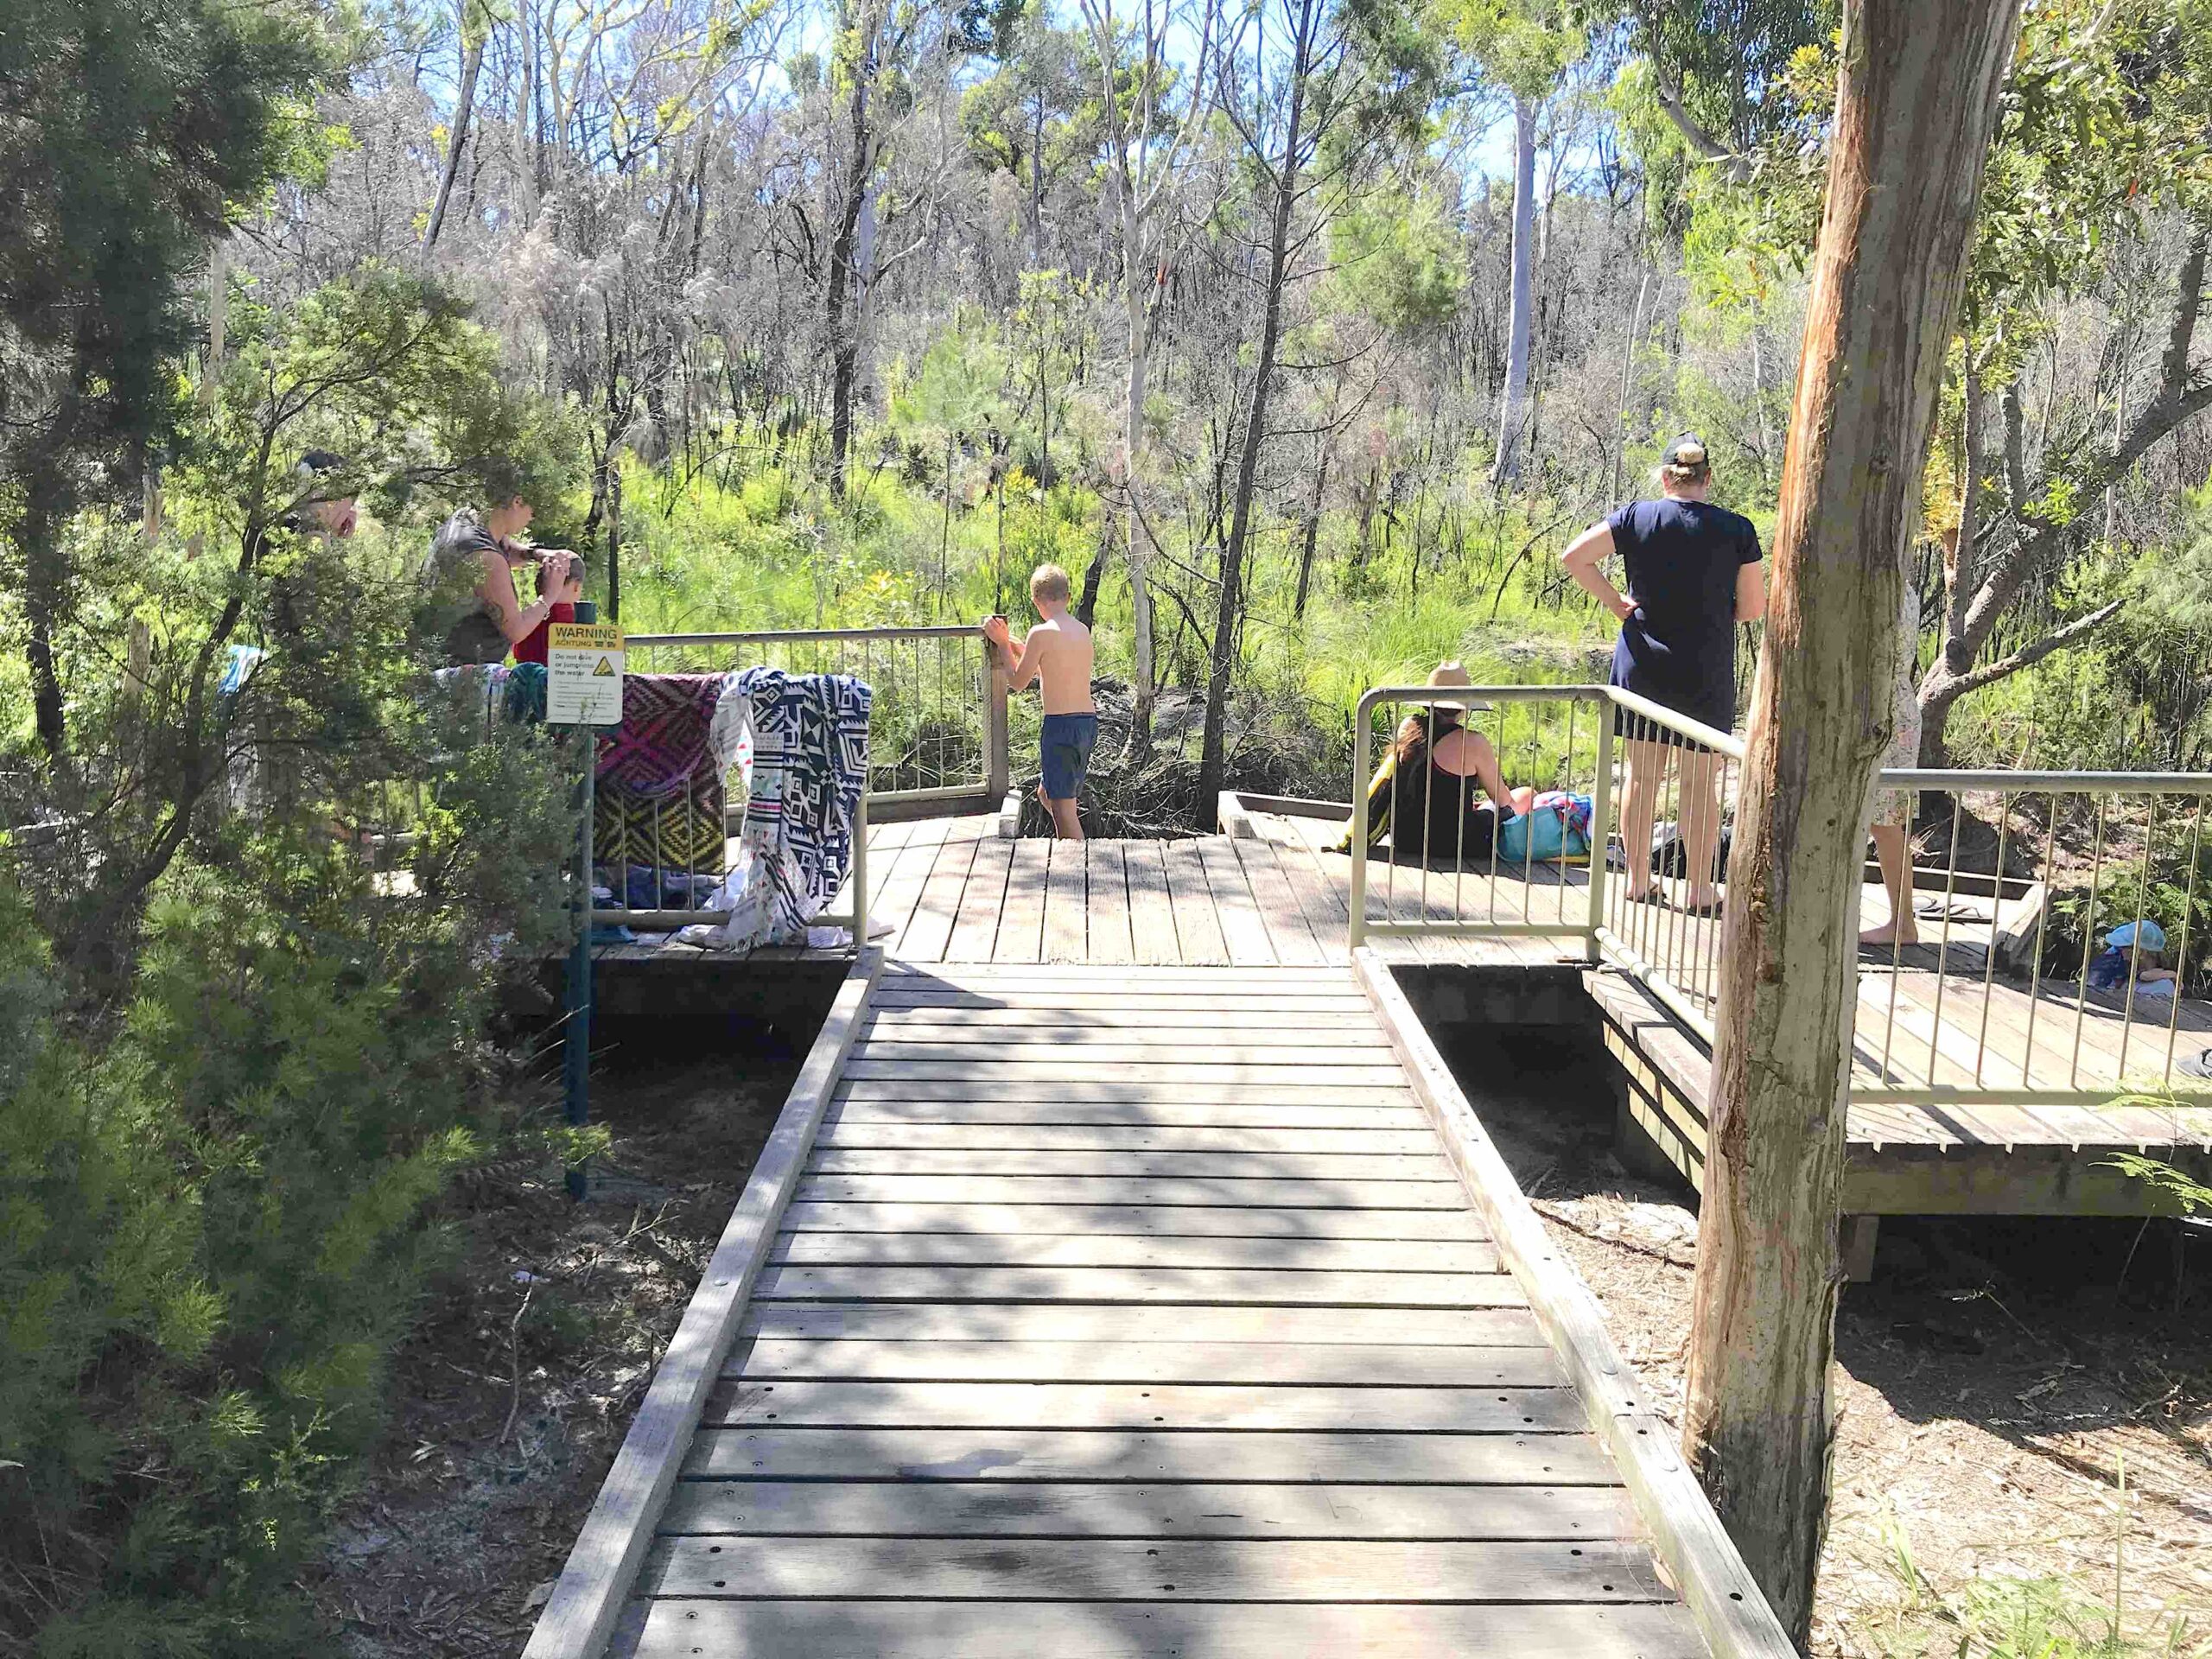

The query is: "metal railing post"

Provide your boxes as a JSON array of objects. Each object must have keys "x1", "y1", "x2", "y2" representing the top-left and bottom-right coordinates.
[
  {"x1": 985, "y1": 651, "x2": 1011, "y2": 806},
  {"x1": 850, "y1": 791, "x2": 869, "y2": 951},
  {"x1": 1349, "y1": 707, "x2": 1373, "y2": 950},
  {"x1": 1586, "y1": 700, "x2": 1615, "y2": 963},
  {"x1": 563, "y1": 598, "x2": 600, "y2": 1202}
]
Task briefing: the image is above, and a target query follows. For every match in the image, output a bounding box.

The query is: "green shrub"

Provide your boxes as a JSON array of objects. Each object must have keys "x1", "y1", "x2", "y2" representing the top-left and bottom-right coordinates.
[{"x1": 0, "y1": 729, "x2": 567, "y2": 1655}]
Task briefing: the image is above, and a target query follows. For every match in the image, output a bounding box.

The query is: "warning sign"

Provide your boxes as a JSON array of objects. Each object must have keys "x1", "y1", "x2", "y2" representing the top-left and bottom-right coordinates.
[{"x1": 546, "y1": 621, "x2": 624, "y2": 726}]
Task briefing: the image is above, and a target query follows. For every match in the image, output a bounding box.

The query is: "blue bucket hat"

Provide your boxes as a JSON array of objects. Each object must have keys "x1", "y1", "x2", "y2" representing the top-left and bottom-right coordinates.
[{"x1": 2105, "y1": 919, "x2": 2166, "y2": 952}]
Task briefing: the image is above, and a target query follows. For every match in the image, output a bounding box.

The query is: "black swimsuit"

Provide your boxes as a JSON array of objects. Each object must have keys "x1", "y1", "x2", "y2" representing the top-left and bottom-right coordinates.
[{"x1": 1389, "y1": 746, "x2": 1499, "y2": 863}]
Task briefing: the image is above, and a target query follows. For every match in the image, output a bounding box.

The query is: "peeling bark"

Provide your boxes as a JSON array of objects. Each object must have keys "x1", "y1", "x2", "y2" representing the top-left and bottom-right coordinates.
[{"x1": 1686, "y1": 2, "x2": 2024, "y2": 1641}]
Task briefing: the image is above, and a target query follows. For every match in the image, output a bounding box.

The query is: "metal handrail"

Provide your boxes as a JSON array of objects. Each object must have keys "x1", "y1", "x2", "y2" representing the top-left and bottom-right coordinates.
[
  {"x1": 620, "y1": 623, "x2": 1012, "y2": 814},
  {"x1": 1348, "y1": 679, "x2": 2212, "y2": 1105},
  {"x1": 1877, "y1": 768, "x2": 2212, "y2": 793},
  {"x1": 624, "y1": 625, "x2": 983, "y2": 646},
  {"x1": 1604, "y1": 684, "x2": 1746, "y2": 761}
]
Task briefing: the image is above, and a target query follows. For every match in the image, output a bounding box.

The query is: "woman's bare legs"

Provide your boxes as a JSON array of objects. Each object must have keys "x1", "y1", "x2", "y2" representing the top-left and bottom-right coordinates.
[
  {"x1": 1620, "y1": 736, "x2": 1664, "y2": 899},
  {"x1": 1677, "y1": 747, "x2": 1725, "y2": 910},
  {"x1": 1861, "y1": 821, "x2": 1919, "y2": 945}
]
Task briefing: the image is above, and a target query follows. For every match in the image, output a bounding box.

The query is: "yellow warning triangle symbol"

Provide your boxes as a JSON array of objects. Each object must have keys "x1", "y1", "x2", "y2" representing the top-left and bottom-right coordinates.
[{"x1": 593, "y1": 656, "x2": 615, "y2": 676}]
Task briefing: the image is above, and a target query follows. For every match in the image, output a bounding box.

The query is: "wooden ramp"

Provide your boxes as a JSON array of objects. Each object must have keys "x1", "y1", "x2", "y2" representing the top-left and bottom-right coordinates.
[{"x1": 526, "y1": 955, "x2": 1789, "y2": 1659}]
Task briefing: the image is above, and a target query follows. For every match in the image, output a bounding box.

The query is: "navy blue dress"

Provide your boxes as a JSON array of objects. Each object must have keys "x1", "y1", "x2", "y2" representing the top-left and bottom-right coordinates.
[{"x1": 1605, "y1": 497, "x2": 1761, "y2": 739}]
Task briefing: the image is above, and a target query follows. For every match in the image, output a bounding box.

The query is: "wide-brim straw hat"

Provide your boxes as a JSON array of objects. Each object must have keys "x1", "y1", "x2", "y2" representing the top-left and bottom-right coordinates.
[{"x1": 1424, "y1": 660, "x2": 1491, "y2": 713}]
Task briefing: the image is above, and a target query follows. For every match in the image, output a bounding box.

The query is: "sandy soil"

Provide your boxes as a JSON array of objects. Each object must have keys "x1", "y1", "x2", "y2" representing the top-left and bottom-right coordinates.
[
  {"x1": 305, "y1": 1054, "x2": 798, "y2": 1658},
  {"x1": 1454, "y1": 1026, "x2": 2212, "y2": 1657}
]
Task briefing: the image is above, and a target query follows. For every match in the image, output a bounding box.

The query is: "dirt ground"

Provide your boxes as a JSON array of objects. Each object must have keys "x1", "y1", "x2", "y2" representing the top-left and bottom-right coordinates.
[
  {"x1": 309, "y1": 1015, "x2": 2209, "y2": 1658},
  {"x1": 1449, "y1": 1026, "x2": 2212, "y2": 1657},
  {"x1": 305, "y1": 1050, "x2": 801, "y2": 1658}
]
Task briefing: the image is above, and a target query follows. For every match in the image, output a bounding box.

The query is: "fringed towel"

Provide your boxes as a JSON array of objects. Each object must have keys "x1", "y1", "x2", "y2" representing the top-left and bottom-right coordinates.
[{"x1": 720, "y1": 668, "x2": 872, "y2": 944}]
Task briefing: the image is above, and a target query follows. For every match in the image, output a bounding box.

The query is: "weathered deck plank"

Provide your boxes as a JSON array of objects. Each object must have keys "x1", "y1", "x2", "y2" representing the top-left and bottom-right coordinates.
[
  {"x1": 697, "y1": 1379, "x2": 1581, "y2": 1430},
  {"x1": 638, "y1": 1535, "x2": 1672, "y2": 1600},
  {"x1": 775, "y1": 1199, "x2": 1484, "y2": 1239},
  {"x1": 655, "y1": 1477, "x2": 1614, "y2": 1536},
  {"x1": 943, "y1": 835, "x2": 1013, "y2": 961},
  {"x1": 679, "y1": 1425, "x2": 1618, "y2": 1482},
  {"x1": 1160, "y1": 838, "x2": 1230, "y2": 963},
  {"x1": 721, "y1": 1338, "x2": 1567, "y2": 1385},
  {"x1": 1042, "y1": 837, "x2": 1089, "y2": 962},
  {"x1": 1122, "y1": 839, "x2": 1183, "y2": 964},
  {"x1": 749, "y1": 1263, "x2": 1523, "y2": 1307},
  {"x1": 762, "y1": 1229, "x2": 1497, "y2": 1268},
  {"x1": 622, "y1": 1600, "x2": 1709, "y2": 1659},
  {"x1": 897, "y1": 831, "x2": 977, "y2": 963},
  {"x1": 992, "y1": 838, "x2": 1051, "y2": 963},
  {"x1": 1084, "y1": 841, "x2": 1135, "y2": 963},
  {"x1": 812, "y1": 1122, "x2": 1442, "y2": 1154}
]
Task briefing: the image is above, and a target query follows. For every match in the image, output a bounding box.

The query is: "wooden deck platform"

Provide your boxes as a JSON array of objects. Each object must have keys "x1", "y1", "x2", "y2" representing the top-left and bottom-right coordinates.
[
  {"x1": 829, "y1": 812, "x2": 1605, "y2": 971},
  {"x1": 603, "y1": 815, "x2": 2212, "y2": 1226},
  {"x1": 851, "y1": 818, "x2": 2212, "y2": 1191},
  {"x1": 525, "y1": 957, "x2": 1788, "y2": 1659}
]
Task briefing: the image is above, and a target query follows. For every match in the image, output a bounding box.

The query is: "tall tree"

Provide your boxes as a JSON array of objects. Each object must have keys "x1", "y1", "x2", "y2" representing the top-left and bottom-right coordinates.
[
  {"x1": 1684, "y1": 1, "x2": 2024, "y2": 1643},
  {"x1": 0, "y1": 0, "x2": 327, "y2": 754},
  {"x1": 1623, "y1": 0, "x2": 1831, "y2": 177},
  {"x1": 1495, "y1": 91, "x2": 1539, "y2": 484},
  {"x1": 823, "y1": 0, "x2": 954, "y2": 499},
  {"x1": 1913, "y1": 0, "x2": 2212, "y2": 762},
  {"x1": 825, "y1": 0, "x2": 888, "y2": 501},
  {"x1": 1195, "y1": 0, "x2": 1440, "y2": 817},
  {"x1": 1076, "y1": 0, "x2": 1221, "y2": 754},
  {"x1": 1454, "y1": 2, "x2": 1579, "y2": 487},
  {"x1": 423, "y1": 0, "x2": 493, "y2": 252}
]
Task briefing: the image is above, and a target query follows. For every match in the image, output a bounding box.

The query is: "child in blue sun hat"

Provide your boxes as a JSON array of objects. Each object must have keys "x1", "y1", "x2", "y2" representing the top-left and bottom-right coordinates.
[{"x1": 2087, "y1": 918, "x2": 2177, "y2": 996}]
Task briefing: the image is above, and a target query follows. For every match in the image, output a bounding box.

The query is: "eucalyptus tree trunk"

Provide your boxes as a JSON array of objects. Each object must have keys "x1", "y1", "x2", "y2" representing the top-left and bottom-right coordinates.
[
  {"x1": 1491, "y1": 95, "x2": 1537, "y2": 488},
  {"x1": 825, "y1": 0, "x2": 880, "y2": 502},
  {"x1": 1609, "y1": 267, "x2": 1650, "y2": 503},
  {"x1": 424, "y1": 0, "x2": 485, "y2": 253},
  {"x1": 1198, "y1": 0, "x2": 1313, "y2": 822},
  {"x1": 1685, "y1": 2, "x2": 2024, "y2": 1642},
  {"x1": 1122, "y1": 278, "x2": 1159, "y2": 753}
]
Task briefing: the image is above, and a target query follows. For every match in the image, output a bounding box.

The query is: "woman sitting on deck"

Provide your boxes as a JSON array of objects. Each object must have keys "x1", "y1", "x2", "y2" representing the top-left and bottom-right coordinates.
[{"x1": 1342, "y1": 662, "x2": 1535, "y2": 863}]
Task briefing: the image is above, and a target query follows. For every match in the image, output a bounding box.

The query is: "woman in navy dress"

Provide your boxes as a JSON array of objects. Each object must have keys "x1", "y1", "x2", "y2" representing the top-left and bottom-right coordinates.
[{"x1": 1560, "y1": 435, "x2": 1766, "y2": 912}]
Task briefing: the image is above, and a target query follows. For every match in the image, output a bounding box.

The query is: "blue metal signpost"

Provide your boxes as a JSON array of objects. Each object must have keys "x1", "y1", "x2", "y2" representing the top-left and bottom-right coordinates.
[{"x1": 560, "y1": 600, "x2": 601, "y2": 1199}]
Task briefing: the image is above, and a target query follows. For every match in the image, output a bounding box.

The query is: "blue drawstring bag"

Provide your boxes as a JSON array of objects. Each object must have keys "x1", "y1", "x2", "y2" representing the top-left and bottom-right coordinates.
[{"x1": 1498, "y1": 791, "x2": 1594, "y2": 865}]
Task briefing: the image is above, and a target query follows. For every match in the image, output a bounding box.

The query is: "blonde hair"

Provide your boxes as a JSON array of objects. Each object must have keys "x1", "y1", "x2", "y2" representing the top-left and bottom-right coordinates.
[
  {"x1": 1029, "y1": 563, "x2": 1072, "y2": 606},
  {"x1": 1656, "y1": 435, "x2": 1711, "y2": 493}
]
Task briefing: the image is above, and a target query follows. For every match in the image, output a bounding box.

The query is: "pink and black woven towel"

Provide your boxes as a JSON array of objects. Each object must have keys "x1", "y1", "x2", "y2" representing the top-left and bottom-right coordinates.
[{"x1": 594, "y1": 672, "x2": 727, "y2": 799}]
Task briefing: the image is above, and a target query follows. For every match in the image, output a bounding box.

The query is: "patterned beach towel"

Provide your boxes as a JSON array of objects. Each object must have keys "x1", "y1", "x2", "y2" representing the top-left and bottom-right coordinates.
[
  {"x1": 1497, "y1": 790, "x2": 1595, "y2": 866},
  {"x1": 594, "y1": 781, "x2": 727, "y2": 878},
  {"x1": 595, "y1": 672, "x2": 728, "y2": 798},
  {"x1": 722, "y1": 668, "x2": 872, "y2": 943}
]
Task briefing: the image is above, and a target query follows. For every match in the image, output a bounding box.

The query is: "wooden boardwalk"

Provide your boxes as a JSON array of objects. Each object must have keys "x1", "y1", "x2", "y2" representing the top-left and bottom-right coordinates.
[
  {"x1": 528, "y1": 954, "x2": 1788, "y2": 1658},
  {"x1": 841, "y1": 813, "x2": 1599, "y2": 971},
  {"x1": 825, "y1": 819, "x2": 2212, "y2": 1194}
]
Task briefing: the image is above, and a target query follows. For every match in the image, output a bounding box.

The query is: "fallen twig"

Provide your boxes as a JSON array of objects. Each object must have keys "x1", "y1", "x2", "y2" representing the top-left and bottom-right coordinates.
[
  {"x1": 497, "y1": 1283, "x2": 536, "y2": 1449},
  {"x1": 1532, "y1": 1198, "x2": 1698, "y2": 1268}
]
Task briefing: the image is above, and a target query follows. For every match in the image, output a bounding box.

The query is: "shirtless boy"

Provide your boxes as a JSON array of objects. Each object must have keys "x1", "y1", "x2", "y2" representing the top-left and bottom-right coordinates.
[{"x1": 983, "y1": 564, "x2": 1097, "y2": 841}]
